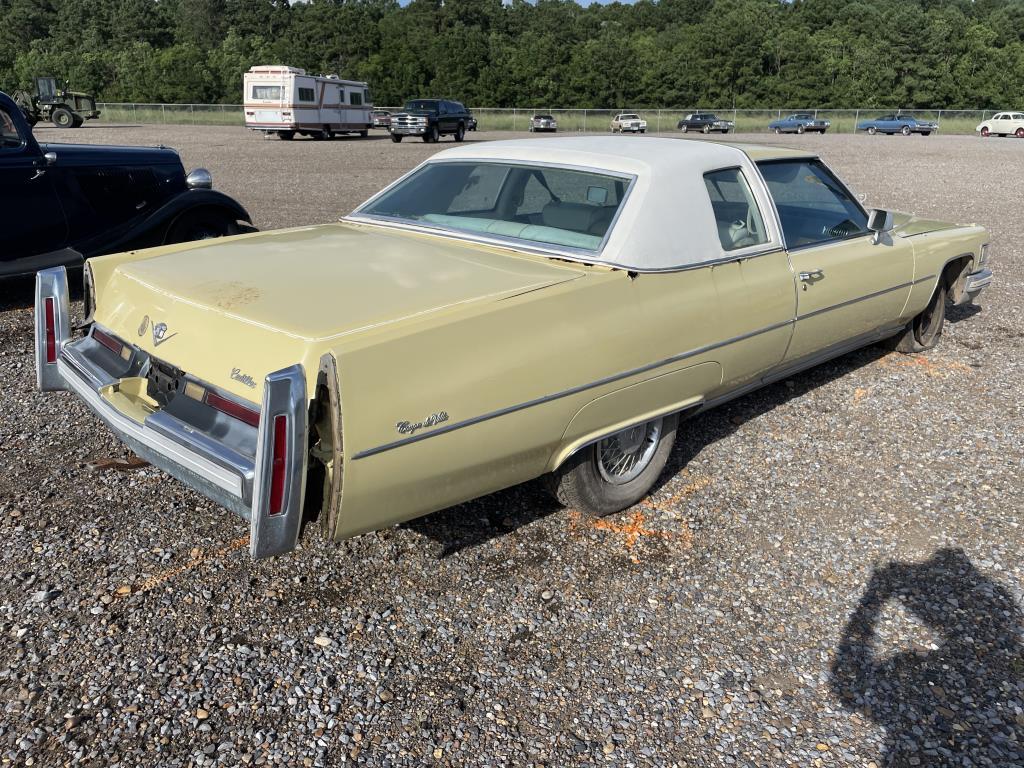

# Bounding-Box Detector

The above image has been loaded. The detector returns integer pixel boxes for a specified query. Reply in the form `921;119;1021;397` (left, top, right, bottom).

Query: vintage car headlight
186;168;213;189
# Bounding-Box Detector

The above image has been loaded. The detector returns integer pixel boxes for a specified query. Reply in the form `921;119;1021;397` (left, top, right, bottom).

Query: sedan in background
677;113;734;134
610;113;647;133
529;114;558;132
768;113;830;134
975;112;1024;138
371;110;391;128
857;115;937;136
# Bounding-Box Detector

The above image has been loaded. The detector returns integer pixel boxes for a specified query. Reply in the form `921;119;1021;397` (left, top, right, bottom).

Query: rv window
364;89;371;104
298;87;315;102
251;85;282;100
350;91;363;106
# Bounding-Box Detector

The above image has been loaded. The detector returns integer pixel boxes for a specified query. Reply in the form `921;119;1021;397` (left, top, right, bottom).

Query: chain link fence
96;103;998;134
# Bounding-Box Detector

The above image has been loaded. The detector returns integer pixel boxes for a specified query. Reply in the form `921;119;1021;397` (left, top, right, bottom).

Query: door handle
799;268;824;282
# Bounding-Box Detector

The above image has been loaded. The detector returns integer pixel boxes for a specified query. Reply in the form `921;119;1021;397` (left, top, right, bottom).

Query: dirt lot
1;125;1022;767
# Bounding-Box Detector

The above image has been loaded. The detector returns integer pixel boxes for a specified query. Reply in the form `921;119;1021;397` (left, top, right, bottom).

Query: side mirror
866;208;894;243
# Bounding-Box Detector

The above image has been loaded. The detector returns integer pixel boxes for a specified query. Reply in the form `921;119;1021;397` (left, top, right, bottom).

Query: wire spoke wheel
596;419;662;485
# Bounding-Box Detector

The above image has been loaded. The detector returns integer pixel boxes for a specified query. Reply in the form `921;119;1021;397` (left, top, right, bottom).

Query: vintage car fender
108;188;253;252
548;362;721;471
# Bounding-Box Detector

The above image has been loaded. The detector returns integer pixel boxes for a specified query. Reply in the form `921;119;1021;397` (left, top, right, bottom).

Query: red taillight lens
268;415;287;516
92;327;123;356
44;297;56;363
205;390;260;428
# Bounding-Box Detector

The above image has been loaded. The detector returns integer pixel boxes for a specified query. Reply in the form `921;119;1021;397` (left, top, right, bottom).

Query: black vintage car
0;91;252;279
676;112;735;134
389;99;473;143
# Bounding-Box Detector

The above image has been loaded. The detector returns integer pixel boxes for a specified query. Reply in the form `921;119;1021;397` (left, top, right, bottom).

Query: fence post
854;110;859;134
161;104;166;123
190;104;195;125
132;103;136;123
657;109;661;134
583;109;587;134
937;109;942;126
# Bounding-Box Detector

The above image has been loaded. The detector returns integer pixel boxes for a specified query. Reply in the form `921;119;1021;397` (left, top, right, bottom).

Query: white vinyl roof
354;137;809;271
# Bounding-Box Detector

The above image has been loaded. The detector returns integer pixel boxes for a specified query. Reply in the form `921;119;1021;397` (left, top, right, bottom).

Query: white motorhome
243;65;372;140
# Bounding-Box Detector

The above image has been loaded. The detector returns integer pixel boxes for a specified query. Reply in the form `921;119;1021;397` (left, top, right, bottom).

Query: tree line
1;0;1022;109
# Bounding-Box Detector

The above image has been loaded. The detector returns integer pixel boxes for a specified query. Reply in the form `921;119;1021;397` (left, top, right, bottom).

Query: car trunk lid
93;223;585;400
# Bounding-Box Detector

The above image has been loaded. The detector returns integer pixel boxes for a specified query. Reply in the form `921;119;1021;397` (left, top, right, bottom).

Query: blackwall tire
278;131;294;141
889;280;947;354
454;123;465;142
391;134;402;143
546;414;679;517
52;108;74;128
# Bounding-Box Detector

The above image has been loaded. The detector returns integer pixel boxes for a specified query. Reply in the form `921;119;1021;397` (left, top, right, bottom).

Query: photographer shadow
831;548;1024;765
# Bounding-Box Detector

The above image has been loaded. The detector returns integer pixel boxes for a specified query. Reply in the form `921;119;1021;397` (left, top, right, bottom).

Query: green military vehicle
13;77;100;128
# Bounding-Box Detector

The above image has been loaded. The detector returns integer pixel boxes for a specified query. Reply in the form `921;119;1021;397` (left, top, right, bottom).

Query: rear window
251;85;281;100
358;161;632;252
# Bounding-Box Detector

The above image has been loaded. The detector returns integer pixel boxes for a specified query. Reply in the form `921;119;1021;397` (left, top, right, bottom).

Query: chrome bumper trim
964;267;992;301
35;266;309;559
250;365;308;559
35;267;71;392
56;356;246;502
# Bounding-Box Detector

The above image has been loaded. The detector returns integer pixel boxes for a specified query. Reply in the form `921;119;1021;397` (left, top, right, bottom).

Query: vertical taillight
44;297;57;363
268;415;288;516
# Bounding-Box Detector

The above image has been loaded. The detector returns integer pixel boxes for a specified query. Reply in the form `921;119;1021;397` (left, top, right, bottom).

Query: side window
1;107;24;150
350;90;362;106
757;160;868;248
703;168;769;251
364;89;371;104
298;87;315;102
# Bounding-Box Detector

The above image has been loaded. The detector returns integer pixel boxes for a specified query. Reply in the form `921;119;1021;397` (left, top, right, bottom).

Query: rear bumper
34;267;308;559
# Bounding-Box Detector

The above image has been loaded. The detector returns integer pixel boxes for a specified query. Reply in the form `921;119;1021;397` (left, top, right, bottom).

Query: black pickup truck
0;90;252;279
389;99;472;143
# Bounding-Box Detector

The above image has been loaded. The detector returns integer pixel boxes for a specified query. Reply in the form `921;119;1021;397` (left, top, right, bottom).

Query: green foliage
0;0;1021;108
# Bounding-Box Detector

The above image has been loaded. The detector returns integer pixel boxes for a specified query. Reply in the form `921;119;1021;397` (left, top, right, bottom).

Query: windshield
357;161;631;252
403;100;438;113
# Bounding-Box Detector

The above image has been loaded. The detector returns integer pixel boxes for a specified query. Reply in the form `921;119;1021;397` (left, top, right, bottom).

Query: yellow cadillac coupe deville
35;138;993;558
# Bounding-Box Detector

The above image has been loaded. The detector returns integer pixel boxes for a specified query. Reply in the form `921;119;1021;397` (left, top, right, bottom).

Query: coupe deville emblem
151;321;177;347
396;411;449;435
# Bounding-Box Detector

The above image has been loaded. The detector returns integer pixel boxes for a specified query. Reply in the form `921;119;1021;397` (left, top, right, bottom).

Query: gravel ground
1;126;1022;767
